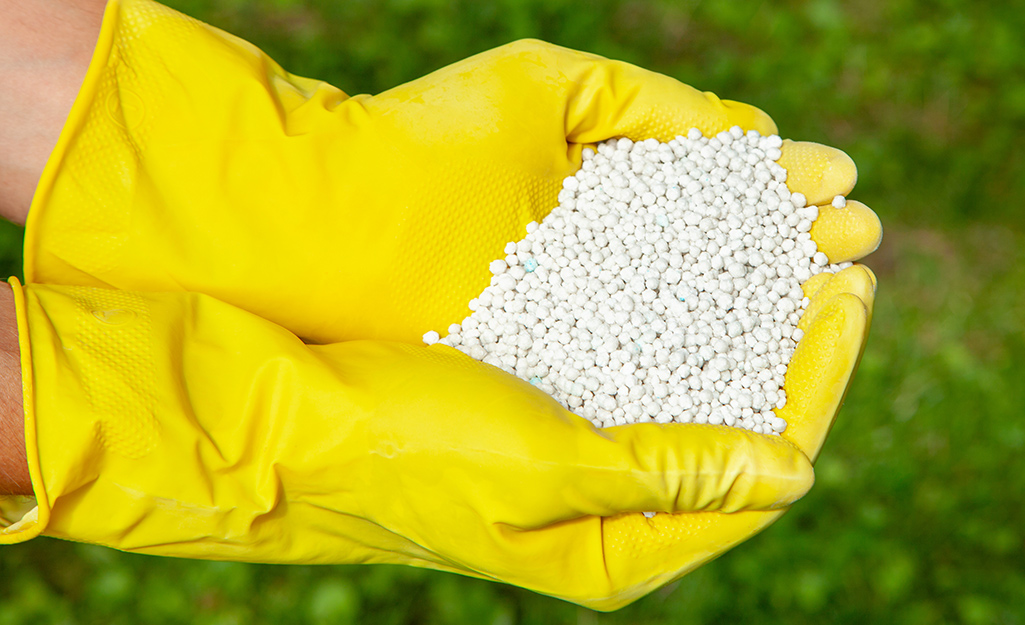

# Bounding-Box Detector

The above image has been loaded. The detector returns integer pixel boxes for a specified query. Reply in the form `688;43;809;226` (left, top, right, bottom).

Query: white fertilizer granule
426;127;852;434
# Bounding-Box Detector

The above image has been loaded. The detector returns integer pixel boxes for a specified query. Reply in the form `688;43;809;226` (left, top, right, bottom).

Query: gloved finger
307;340;811;528
809;200;883;262
778;140;857;205
555;425;814;609
547;421;814;520
777;141;881;262
380;437;803;612
391;346;813;529
777;267;876;460
798;264;877;332
411;439;802;613
505;39;779;143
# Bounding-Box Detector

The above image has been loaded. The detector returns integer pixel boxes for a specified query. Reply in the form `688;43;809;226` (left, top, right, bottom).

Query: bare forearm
0;0;105;225
0;283;29;496
0;0;99;493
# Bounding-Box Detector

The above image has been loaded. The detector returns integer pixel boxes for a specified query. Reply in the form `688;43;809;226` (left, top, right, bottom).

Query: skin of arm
0;283;29;496
0;0;105;225
0;0;105;493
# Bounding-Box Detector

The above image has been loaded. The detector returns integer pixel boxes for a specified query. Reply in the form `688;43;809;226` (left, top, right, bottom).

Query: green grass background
2;0;1024;623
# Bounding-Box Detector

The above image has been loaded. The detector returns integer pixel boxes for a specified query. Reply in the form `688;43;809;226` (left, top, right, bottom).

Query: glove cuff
1;278;161;544
0;278;46;543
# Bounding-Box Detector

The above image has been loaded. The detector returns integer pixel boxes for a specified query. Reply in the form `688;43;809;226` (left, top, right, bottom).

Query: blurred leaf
308;577;361;625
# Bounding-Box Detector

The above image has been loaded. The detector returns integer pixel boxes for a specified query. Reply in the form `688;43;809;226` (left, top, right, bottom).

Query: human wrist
0;282;30;496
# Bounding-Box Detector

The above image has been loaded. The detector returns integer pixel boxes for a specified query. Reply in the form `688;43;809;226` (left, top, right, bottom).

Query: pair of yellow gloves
0;0;881;610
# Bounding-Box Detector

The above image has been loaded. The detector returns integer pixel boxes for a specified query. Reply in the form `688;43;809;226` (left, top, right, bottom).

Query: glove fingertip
798;265;876;332
717;431;815;513
608;424;814;514
780;141;858;205
809;200;883;263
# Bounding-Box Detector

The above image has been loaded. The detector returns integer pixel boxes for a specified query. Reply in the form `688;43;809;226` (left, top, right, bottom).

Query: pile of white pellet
425;127;851;434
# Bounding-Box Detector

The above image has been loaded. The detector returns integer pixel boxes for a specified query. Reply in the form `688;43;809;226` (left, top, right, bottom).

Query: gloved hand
0;279;813;605
26;0;880;344
19;0;882;610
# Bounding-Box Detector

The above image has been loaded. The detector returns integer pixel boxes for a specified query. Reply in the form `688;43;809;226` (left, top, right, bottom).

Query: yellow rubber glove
19;0;883;609
26;0;884;346
0;279;813;606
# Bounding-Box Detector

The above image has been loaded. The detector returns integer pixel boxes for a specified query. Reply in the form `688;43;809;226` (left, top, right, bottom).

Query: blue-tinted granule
523;258;539;272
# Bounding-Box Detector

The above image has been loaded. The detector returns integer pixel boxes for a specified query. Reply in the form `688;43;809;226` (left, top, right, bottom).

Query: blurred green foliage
3;0;1024;623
